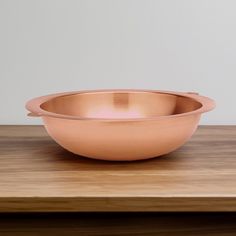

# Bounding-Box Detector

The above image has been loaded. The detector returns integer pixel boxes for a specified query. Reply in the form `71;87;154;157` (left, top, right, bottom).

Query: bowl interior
40;91;202;119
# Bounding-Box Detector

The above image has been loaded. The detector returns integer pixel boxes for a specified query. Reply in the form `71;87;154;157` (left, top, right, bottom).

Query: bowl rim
25;89;215;121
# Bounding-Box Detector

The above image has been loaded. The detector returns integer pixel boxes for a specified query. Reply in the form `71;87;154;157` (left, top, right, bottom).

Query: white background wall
0;0;235;125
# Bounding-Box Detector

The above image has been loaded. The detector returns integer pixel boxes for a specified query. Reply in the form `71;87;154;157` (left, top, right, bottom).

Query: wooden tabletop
0;125;235;212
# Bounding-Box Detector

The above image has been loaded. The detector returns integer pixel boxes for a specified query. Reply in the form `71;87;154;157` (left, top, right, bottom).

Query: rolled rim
25;89;215;121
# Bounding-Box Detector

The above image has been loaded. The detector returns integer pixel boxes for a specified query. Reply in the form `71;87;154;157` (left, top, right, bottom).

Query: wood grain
0;125;236;212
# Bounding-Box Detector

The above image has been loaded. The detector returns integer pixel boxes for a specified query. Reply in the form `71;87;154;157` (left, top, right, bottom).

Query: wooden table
0;125;236;235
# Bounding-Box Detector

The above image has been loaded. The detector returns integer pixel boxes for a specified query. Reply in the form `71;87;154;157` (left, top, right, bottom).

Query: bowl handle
187;92;199;95
27;112;41;117
186;92;215;113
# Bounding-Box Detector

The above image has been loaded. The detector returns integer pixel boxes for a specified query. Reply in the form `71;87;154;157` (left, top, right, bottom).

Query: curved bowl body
26;89;215;161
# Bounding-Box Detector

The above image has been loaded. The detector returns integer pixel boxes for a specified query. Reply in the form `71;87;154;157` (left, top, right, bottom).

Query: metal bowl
26;89;215;161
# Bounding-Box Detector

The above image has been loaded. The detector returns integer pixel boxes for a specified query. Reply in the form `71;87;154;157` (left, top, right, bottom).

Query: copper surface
26;89;215;161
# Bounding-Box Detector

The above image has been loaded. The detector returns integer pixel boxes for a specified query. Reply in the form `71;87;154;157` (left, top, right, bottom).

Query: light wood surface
0;125;235;212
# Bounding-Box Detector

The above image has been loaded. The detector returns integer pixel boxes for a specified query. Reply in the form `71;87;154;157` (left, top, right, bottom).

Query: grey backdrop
0;0;235;124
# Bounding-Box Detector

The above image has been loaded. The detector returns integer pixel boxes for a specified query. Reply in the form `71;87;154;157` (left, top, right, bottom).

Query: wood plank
0;125;235;212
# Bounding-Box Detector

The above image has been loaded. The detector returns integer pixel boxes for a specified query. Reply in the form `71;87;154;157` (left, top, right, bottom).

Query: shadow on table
35;140;188;171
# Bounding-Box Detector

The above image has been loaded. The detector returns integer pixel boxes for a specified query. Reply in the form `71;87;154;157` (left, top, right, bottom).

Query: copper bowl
26;89;215;161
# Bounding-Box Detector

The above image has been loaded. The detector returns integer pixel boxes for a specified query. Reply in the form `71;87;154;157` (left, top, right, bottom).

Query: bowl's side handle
186;92;216;113
27;112;41;117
